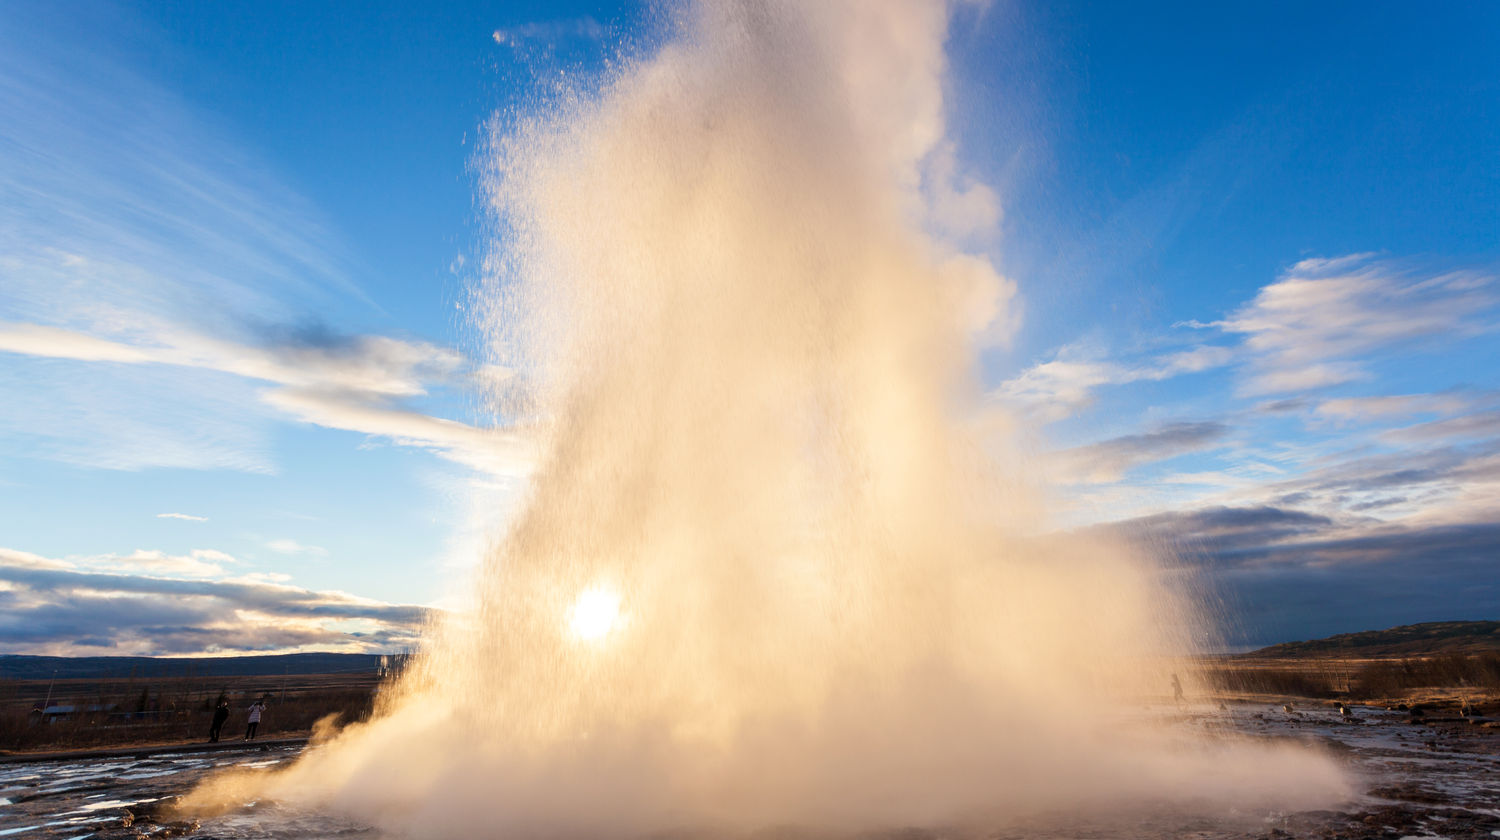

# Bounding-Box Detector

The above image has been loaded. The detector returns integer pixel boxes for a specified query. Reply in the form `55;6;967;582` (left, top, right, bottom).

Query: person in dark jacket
209;697;230;742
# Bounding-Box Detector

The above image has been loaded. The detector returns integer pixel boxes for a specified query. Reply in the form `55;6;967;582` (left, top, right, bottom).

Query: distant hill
0;652;384;681
1247;621;1500;658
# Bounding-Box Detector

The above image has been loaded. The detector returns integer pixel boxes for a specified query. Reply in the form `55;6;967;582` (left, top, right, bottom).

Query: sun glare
568;587;621;641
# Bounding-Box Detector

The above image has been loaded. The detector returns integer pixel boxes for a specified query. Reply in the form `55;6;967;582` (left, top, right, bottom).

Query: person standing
208;697;229;742
244;698;266;740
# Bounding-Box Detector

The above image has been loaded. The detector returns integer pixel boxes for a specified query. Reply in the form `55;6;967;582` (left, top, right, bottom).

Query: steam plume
184;1;1347;834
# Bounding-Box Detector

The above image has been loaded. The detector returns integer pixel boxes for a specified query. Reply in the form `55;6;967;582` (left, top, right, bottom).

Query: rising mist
184;1;1348;834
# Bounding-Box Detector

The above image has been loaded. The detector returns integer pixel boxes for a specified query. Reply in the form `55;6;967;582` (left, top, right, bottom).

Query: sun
568;587;621;641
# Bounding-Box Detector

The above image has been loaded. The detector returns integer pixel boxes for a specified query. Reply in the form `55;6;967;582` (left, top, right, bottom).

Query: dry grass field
1196;650;1500;711
0;670;382;753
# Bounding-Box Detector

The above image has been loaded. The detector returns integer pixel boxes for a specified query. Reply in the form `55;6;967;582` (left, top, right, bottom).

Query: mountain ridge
1245;620;1500;658
0;652;386;680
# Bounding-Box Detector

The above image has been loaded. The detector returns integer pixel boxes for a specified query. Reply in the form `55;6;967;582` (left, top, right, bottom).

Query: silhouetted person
244;699;266;740
209;698;229;742
1170;672;1185;706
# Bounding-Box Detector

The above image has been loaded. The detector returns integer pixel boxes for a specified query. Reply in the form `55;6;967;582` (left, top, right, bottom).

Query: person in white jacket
244;699;266;740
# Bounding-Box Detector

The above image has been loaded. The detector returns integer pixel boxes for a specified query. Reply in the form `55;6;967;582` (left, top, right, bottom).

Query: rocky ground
1;703;1496;839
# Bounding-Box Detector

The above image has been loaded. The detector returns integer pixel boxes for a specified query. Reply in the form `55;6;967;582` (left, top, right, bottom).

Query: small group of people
208;696;268;742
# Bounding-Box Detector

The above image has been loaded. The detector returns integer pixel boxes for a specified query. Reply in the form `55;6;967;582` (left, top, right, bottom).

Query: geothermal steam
189;1;1347;834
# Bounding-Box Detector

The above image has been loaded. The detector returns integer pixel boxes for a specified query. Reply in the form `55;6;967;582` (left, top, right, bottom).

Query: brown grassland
3;621;1495;755
1197;650;1500;711
0;671;380;754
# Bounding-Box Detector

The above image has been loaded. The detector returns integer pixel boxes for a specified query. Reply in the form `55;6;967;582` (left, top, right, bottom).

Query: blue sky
1;0;1496;654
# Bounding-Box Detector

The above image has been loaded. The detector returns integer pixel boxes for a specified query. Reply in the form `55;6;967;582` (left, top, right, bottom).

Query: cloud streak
998;256;1496;424
265;539;328;558
0;322;461;398
0;11;527;476
0;10;365;330
1203;254;1497;396
995;344;1233;422
1052;421;1230;484
0;320;536;476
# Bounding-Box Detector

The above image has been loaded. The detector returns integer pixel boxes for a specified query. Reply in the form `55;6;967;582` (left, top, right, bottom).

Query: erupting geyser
185;0;1348;834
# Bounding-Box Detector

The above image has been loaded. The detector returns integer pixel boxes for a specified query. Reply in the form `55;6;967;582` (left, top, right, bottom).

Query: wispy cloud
994;343;1233;422
157;512;207;522
105;548;235;578
0;11;508;475
0;322;462;397
1315;392;1476;422
0;13;366;330
1052;421;1230;484
999;255;1497;425
261;386;533;475
1199;255;1497;396
265;538;328;558
1379;411;1500;444
0;320;536;475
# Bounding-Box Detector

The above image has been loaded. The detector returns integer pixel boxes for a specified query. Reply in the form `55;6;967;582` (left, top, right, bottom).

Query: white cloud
261;387;536;475
993;354;1123;422
157;512;207;522
0;17;514;476
0;546;238;580
0;322;461;398
265;538;329;557
1050;421;1230;485
1157;344;1236;376
1381;411;1500;444
1001;255;1500;539
0;547;71;570
0;320;535;476
1211;256;1496;396
998;255;1495;425
231;571;293;584
1247;362;1366;394
1316;392;1475;422
97;548;234;578
994;343;1234;422
0;324;153;363
0;17;366;334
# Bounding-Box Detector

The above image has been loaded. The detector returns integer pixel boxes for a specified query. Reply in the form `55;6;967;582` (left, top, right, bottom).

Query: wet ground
1;703;1497;839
